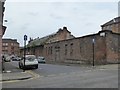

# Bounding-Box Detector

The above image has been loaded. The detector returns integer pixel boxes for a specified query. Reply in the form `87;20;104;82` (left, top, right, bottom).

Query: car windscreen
26;56;36;61
38;57;45;60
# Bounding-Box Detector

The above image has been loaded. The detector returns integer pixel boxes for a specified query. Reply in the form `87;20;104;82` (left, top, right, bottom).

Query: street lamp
23;35;27;72
92;36;95;66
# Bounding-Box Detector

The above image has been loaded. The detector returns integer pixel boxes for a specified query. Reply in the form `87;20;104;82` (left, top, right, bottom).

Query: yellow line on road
26;70;40;79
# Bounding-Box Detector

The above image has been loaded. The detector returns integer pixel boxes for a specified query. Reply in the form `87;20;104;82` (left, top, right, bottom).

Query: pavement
0;61;33;82
96;64;119;69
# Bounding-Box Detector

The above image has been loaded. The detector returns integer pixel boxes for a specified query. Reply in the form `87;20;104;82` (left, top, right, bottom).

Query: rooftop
101;16;120;27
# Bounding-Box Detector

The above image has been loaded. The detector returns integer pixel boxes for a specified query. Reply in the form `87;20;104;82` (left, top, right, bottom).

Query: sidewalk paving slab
0;61;33;82
1;71;33;82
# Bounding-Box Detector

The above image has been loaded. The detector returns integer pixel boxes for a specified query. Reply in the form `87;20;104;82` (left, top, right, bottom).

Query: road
2;61;118;88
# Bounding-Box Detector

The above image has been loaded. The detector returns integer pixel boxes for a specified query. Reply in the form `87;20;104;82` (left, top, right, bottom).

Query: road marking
26;70;40;79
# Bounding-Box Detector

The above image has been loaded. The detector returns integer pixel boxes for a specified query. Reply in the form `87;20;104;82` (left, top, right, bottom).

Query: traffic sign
24;35;27;41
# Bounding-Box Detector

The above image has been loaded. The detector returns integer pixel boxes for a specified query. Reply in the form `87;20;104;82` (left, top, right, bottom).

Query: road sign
24;35;27;41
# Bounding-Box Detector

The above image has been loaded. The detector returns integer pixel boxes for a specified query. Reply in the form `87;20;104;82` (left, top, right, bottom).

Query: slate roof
27;27;75;48
101;16;120;27
27;33;55;47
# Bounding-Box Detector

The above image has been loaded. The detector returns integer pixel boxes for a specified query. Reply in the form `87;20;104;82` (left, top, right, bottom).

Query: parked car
12;56;21;61
5;56;11;62
3;54;11;62
37;56;46;63
19;55;38;69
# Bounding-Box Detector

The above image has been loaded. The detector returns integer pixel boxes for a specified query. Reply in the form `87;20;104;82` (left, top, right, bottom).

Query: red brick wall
24;29;119;65
105;31;119;63
44;31;111;65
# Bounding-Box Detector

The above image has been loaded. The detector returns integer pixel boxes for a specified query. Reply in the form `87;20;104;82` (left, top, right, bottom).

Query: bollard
2;55;5;73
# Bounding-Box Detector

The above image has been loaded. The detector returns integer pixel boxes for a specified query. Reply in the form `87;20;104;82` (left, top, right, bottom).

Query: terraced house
20;16;120;65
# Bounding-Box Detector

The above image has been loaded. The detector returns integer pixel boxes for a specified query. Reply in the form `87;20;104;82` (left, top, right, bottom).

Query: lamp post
23;35;27;72
92;37;95;66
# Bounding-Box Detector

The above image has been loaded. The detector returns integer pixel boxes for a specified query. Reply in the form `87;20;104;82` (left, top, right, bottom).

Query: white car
37;56;46;63
19;55;38;69
2;54;11;62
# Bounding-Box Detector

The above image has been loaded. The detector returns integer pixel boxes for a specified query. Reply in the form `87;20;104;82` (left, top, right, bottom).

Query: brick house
0;1;6;61
2;39;20;56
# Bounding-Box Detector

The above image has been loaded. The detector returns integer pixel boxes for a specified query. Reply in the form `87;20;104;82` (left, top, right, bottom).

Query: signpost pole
23;35;27;72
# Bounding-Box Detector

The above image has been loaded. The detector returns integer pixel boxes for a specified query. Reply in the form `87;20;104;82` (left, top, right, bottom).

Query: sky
3;0;119;46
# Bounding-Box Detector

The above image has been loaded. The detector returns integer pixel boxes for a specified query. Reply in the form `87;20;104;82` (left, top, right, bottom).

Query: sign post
23;35;27;72
92;37;95;66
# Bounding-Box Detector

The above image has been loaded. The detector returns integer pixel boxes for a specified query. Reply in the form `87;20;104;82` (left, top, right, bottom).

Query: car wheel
19;63;22;69
35;65;38;69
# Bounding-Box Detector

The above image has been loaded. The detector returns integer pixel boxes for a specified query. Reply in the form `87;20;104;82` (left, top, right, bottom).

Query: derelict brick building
44;30;119;65
20;16;120;65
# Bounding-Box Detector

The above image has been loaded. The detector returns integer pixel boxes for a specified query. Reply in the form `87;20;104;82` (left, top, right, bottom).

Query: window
3;43;5;46
5;47;8;50
11;43;14;46
70;43;73;56
6;43;8;46
80;44;82;53
51;46;53;55
3;43;8;46
46;47;47;55
65;44;67;55
48;47;51;55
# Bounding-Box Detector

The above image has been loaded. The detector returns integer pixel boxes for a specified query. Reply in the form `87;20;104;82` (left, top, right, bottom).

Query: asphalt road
2;61;118;88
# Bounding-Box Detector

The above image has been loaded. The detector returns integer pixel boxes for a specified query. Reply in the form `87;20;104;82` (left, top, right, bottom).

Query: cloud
3;2;118;46
6;0;120;2
28;12;39;16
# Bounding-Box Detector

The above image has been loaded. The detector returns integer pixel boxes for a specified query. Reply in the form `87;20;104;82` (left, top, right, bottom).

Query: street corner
0;70;34;83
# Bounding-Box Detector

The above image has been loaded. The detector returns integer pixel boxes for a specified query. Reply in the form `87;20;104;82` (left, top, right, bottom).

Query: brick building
2;39;20;56
101;16;120;33
0;1;6;61
20;27;75;57
45;30;119;65
20;17;120;65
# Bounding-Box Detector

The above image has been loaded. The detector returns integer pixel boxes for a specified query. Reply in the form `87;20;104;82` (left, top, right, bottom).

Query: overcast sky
3;0;119;46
